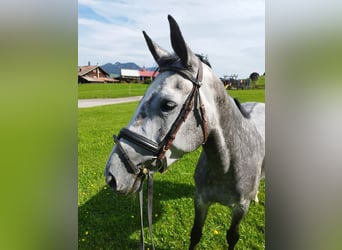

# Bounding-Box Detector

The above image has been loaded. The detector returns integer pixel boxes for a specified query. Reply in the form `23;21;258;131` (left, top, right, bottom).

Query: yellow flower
85;231;89;235
214;229;219;235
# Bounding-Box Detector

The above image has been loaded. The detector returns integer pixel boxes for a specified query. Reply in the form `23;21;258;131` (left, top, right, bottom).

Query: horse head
104;15;218;194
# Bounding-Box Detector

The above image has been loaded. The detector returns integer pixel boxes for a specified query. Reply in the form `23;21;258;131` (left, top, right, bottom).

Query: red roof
139;69;158;77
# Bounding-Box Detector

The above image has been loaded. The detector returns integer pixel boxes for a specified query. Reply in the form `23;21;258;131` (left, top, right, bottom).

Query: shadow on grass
79;179;195;250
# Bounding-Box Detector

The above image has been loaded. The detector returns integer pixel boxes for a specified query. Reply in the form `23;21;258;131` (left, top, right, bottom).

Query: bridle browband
113;59;208;176
112;59;208;250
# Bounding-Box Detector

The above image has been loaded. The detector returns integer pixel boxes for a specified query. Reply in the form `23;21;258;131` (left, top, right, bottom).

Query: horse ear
143;31;170;64
168;15;196;68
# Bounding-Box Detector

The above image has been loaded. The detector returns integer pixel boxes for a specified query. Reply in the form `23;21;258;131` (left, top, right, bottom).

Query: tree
249;72;260;88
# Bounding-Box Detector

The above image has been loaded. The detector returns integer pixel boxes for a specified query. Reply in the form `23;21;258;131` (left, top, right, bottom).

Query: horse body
105;15;265;250
196;98;265;205
189;74;265;249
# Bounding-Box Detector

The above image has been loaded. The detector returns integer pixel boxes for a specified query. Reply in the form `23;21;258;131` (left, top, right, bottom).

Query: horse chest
195;165;241;205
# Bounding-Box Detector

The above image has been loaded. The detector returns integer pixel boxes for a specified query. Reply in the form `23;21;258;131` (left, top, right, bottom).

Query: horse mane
233;98;251;119
195;54;212;68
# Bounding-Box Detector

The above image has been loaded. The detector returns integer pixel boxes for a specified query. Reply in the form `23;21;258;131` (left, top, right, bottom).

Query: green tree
249;72;260;88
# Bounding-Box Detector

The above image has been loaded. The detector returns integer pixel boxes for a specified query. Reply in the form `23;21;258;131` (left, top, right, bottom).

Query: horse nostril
106;173;117;190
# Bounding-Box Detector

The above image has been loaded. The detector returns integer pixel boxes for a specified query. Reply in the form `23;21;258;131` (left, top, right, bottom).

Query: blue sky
78;0;265;78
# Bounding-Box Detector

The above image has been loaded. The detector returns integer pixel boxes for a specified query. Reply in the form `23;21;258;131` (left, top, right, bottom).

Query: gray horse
105;15;265;250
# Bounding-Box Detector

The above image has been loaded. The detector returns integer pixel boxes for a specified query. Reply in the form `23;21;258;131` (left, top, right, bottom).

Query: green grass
228;89;265;103
78;83;149;99
78;80;265;100
78;89;265;249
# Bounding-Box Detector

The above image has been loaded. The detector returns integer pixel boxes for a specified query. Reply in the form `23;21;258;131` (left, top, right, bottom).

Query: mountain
101;62;141;75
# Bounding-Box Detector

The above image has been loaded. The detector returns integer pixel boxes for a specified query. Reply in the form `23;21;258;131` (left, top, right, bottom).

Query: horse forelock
157;53;211;73
157;54;181;67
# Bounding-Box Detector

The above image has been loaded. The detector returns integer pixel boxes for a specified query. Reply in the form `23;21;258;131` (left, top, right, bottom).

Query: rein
113;60;208;249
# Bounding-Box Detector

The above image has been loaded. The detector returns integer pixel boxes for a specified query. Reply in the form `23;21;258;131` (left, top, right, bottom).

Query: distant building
78;63;119;83
120;68;158;82
139;68;158;81
78;62;159;83
120;69;140;82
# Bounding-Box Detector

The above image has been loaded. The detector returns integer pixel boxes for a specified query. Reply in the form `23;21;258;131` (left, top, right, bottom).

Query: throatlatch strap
197;89;208;144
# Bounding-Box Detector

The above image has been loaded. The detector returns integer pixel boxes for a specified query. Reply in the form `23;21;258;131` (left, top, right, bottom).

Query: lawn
78;88;265;249
78;83;149;99
78;81;265;101
228;89;265;103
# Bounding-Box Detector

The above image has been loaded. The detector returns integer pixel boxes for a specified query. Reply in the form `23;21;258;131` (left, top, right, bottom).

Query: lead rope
114;135;156;249
147;171;155;250
139;171;155;250
139;189;145;250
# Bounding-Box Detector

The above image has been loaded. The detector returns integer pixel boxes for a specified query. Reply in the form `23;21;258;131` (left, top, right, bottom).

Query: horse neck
202;77;254;170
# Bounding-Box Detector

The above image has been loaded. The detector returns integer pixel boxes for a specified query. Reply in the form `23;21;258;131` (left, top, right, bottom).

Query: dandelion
85;231;89;235
131;215;135;219
103;186;107;190
81;238;86;242
214;229;219;235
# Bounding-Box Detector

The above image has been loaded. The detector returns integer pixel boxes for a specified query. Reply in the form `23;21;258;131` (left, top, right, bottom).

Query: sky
78;0;264;79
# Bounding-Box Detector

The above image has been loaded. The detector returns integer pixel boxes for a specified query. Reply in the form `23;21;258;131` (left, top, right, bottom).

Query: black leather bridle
113;60;208;177
112;59;208;250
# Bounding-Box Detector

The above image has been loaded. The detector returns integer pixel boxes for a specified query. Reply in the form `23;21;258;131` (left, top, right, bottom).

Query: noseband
113;60;208;176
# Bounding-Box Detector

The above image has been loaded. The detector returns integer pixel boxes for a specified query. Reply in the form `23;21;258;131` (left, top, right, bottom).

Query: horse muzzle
105;170;144;195
105;149;167;195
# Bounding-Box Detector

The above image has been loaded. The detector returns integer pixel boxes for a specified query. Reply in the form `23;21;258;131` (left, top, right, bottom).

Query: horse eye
160;100;177;112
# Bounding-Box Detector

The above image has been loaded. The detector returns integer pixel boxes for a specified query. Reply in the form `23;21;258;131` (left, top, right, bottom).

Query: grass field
78;75;265;100
78;88;265;249
78;83;149;99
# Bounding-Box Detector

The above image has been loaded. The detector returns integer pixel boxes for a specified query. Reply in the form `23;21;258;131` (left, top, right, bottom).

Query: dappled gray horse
105;15;265;250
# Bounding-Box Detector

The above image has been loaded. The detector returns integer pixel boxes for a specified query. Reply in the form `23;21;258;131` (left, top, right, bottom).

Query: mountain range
101;62;157;75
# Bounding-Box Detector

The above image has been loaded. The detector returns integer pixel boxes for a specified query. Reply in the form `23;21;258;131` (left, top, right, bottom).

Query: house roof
78;65;99;76
121;69;140;77
139;69;158;77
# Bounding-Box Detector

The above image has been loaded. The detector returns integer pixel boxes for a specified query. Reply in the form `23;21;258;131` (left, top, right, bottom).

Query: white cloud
78;0;265;78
